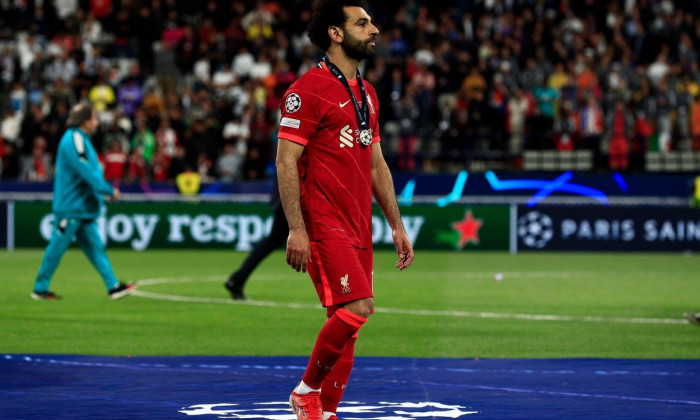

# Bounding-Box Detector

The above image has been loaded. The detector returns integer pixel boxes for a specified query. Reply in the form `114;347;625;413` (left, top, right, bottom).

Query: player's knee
343;298;373;319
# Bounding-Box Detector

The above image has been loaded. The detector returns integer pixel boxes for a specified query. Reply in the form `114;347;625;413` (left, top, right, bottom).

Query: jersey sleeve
368;84;381;143
278;78;321;146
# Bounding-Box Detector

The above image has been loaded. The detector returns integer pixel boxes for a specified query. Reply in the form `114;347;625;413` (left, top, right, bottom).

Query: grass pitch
1;249;699;359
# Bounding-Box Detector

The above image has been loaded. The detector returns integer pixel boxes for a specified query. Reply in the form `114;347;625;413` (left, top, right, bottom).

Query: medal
320;56;372;146
359;129;372;146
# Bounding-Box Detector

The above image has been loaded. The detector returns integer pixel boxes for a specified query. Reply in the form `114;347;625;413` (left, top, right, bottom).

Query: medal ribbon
320;55;370;132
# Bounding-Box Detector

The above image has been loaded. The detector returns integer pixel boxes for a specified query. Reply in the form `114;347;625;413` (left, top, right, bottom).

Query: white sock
323;411;336;420
294;380;321;395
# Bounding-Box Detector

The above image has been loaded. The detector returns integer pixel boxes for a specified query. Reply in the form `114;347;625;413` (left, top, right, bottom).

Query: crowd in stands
1;0;700;183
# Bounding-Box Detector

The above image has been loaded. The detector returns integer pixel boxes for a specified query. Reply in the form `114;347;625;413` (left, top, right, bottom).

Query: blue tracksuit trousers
33;217;119;293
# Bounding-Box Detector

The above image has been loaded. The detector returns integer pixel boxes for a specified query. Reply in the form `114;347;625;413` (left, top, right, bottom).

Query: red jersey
103;150;127;181
278;64;381;248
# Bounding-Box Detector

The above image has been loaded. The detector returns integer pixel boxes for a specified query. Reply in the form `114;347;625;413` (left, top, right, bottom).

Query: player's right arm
276;138;310;273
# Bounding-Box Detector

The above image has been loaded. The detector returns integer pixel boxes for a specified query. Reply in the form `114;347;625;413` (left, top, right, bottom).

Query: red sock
320;335;356;413
302;308;366;389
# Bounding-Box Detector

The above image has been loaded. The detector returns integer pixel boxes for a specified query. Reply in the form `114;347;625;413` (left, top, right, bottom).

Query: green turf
1;249;699;358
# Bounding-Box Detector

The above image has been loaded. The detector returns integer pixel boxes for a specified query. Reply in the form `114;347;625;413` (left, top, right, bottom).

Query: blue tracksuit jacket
53;127;114;219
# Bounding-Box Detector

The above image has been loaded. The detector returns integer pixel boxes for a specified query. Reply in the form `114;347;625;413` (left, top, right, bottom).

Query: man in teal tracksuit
31;103;137;300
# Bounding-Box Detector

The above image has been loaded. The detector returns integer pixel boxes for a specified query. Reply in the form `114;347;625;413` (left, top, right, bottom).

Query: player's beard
341;32;375;62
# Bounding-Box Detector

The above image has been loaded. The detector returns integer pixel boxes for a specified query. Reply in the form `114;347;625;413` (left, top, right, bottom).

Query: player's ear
329;26;343;43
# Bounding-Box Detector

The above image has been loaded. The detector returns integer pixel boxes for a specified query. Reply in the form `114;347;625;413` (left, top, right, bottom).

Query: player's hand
393;229;414;270
286;228;311;273
111;188;121;201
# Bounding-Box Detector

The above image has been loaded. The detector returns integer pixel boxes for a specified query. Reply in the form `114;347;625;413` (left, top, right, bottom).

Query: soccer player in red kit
276;2;414;420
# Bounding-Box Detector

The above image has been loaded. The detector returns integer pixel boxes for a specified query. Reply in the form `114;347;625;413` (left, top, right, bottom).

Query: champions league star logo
359;129;372;146
179;401;478;418
517;211;554;249
357;128;373;146
285;93;301;113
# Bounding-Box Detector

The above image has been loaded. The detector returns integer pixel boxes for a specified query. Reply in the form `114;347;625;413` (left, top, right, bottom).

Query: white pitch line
375;307;687;325
132;290;321;310
131;277;687;325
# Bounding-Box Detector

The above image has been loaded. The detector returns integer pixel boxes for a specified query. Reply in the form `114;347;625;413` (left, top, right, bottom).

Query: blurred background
1;0;700;183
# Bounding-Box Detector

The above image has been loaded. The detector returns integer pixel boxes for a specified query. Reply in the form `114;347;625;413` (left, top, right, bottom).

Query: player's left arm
66;131;115;197
371;141;414;270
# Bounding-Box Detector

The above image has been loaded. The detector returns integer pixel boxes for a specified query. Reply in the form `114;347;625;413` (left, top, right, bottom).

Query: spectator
141;86;167;119
20;104;49;155
222;113;250;151
241;2;275;43
127;146;147;182
675;75;695;150
250;50;273;82
131;118;156;165
654;77;676;152
647;50;670;88
223;17;247;59
101;115;131;155
604;63;631;105
634;110;655;156
408;61;435;130
51;78;77;110
1;141;21;179
151;148;171;182
531;82;558;150
605;99;635;170
507;87;531;155
548;62;570;94
176;24;198;74
552;100;579;151
1;110;22;146
197;17;219;47
44;51;79;85
154;118;179;160
154;38;180;92
576;60;602;103
212;62;237;97
161;12;185;49
394;93;419;172
460;67;487;104
690;94;700;151
243;109;271;180
196;151;214;182
216;142;246;182
80;11;103;46
578;93;604;158
45;101;68;150
116;77;144;118
89;0;112;19
232;46;255;80
193;51;212;88
167;145;188;180
9;82;27;115
135;7;159;73
103;138;128;182
519;57;546;92
88;76;115;113
22;136;53;181
112;8;135;57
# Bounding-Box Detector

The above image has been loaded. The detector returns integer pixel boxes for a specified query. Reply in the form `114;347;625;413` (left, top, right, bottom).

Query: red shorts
307;239;374;316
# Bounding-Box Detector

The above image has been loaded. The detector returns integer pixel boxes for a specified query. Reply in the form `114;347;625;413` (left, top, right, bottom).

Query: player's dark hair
308;0;367;51
66;103;94;128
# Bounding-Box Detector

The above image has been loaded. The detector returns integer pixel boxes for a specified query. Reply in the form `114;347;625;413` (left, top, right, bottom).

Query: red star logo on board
452;210;483;249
